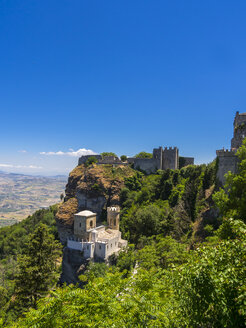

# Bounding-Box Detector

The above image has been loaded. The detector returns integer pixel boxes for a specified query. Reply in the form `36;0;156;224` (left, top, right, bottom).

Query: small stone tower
162;147;179;170
107;206;120;230
216;111;246;185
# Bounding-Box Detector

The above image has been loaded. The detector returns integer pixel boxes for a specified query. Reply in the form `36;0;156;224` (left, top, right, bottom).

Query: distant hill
0;171;67;226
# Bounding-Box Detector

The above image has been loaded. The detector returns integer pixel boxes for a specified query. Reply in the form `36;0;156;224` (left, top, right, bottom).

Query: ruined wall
132;158;159;174
162;147;179;170
182;157;194;167
78;154;102;165
216;149;238;185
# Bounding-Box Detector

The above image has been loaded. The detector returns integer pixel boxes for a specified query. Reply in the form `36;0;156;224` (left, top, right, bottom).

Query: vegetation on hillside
1;141;246;327
0;206;61;325
11;219;246;328
120;161;218;246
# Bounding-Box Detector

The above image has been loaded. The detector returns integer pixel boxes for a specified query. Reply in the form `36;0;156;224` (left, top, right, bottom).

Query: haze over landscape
1;1;246;175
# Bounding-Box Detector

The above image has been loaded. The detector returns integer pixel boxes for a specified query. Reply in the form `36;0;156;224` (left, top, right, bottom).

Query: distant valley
0;171;67;227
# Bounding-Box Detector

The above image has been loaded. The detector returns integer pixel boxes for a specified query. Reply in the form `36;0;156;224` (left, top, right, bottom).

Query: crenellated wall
162;147;179;170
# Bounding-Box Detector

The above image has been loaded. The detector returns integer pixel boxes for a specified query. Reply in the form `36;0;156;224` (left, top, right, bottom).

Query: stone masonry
216;111;246;185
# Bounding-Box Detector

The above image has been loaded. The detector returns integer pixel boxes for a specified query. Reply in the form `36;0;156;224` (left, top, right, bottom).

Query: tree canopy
135;151;153;159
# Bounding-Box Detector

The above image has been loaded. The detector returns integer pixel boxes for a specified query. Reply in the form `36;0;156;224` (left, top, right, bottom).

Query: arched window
90;220;93;227
114;218;116;226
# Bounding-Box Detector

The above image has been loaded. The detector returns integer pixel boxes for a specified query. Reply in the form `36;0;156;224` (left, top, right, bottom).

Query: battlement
163;146;178;151
216;149;237;157
107;206;120;213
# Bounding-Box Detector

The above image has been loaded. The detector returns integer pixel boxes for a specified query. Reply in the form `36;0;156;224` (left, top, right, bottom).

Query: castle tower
162;147;179;170
107;206;120;230
153;146;163;170
74;210;97;241
231;111;246;150
216;111;246;185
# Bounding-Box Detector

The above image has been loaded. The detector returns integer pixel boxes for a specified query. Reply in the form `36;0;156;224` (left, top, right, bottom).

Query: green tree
85;156;98;167
120;155;127;162
172;218;246;327
14;224;62;310
135;151;153;159
100;152;117;158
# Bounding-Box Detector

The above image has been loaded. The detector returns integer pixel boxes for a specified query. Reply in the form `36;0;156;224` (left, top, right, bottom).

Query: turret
107;206;120;230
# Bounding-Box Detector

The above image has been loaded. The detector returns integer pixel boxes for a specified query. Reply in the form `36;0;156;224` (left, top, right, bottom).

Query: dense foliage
134;151;153;158
12;219;246;328
100;152;117;158
0;206;60;324
120;161;217;246
1;141;246;327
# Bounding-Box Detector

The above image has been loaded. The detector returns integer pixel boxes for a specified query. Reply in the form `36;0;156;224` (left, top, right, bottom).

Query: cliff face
56;164;134;244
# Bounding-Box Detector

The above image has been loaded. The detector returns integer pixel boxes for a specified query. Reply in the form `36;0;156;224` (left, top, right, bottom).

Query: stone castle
67;206;127;261
216;111;246;184
78;147;194;174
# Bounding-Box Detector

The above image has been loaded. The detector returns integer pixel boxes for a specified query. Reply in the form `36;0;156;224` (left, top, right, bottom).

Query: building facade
67;206;127;261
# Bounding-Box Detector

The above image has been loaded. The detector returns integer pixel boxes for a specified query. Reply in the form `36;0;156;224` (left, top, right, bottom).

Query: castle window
111;244;112;248
90;220;93;227
114;218;116;226
79;223;81;227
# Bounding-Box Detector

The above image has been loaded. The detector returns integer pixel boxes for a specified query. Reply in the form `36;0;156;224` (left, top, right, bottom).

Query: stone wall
182;157;194;167
78;154;102;165
216;149;238;185
131;158;159;174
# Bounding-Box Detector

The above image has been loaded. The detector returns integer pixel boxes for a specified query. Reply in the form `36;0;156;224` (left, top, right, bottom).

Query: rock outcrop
59;247;89;286
56;164;134;244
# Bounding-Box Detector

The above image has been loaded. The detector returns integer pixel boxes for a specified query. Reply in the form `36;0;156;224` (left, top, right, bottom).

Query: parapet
78;154;102;165
163;146;178;151
216;149;237;157
107;206;120;213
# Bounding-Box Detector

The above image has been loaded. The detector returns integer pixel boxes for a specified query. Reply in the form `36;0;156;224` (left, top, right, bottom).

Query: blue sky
0;0;246;175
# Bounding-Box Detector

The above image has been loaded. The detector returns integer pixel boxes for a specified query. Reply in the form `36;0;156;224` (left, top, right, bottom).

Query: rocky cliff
56;164;135;244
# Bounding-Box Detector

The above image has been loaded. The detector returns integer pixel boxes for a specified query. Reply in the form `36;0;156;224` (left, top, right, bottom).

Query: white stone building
67;206;127;260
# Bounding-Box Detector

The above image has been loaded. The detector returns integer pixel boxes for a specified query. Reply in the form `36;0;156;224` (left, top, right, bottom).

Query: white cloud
18;150;27;153
0;164;42;169
40;148;97;157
